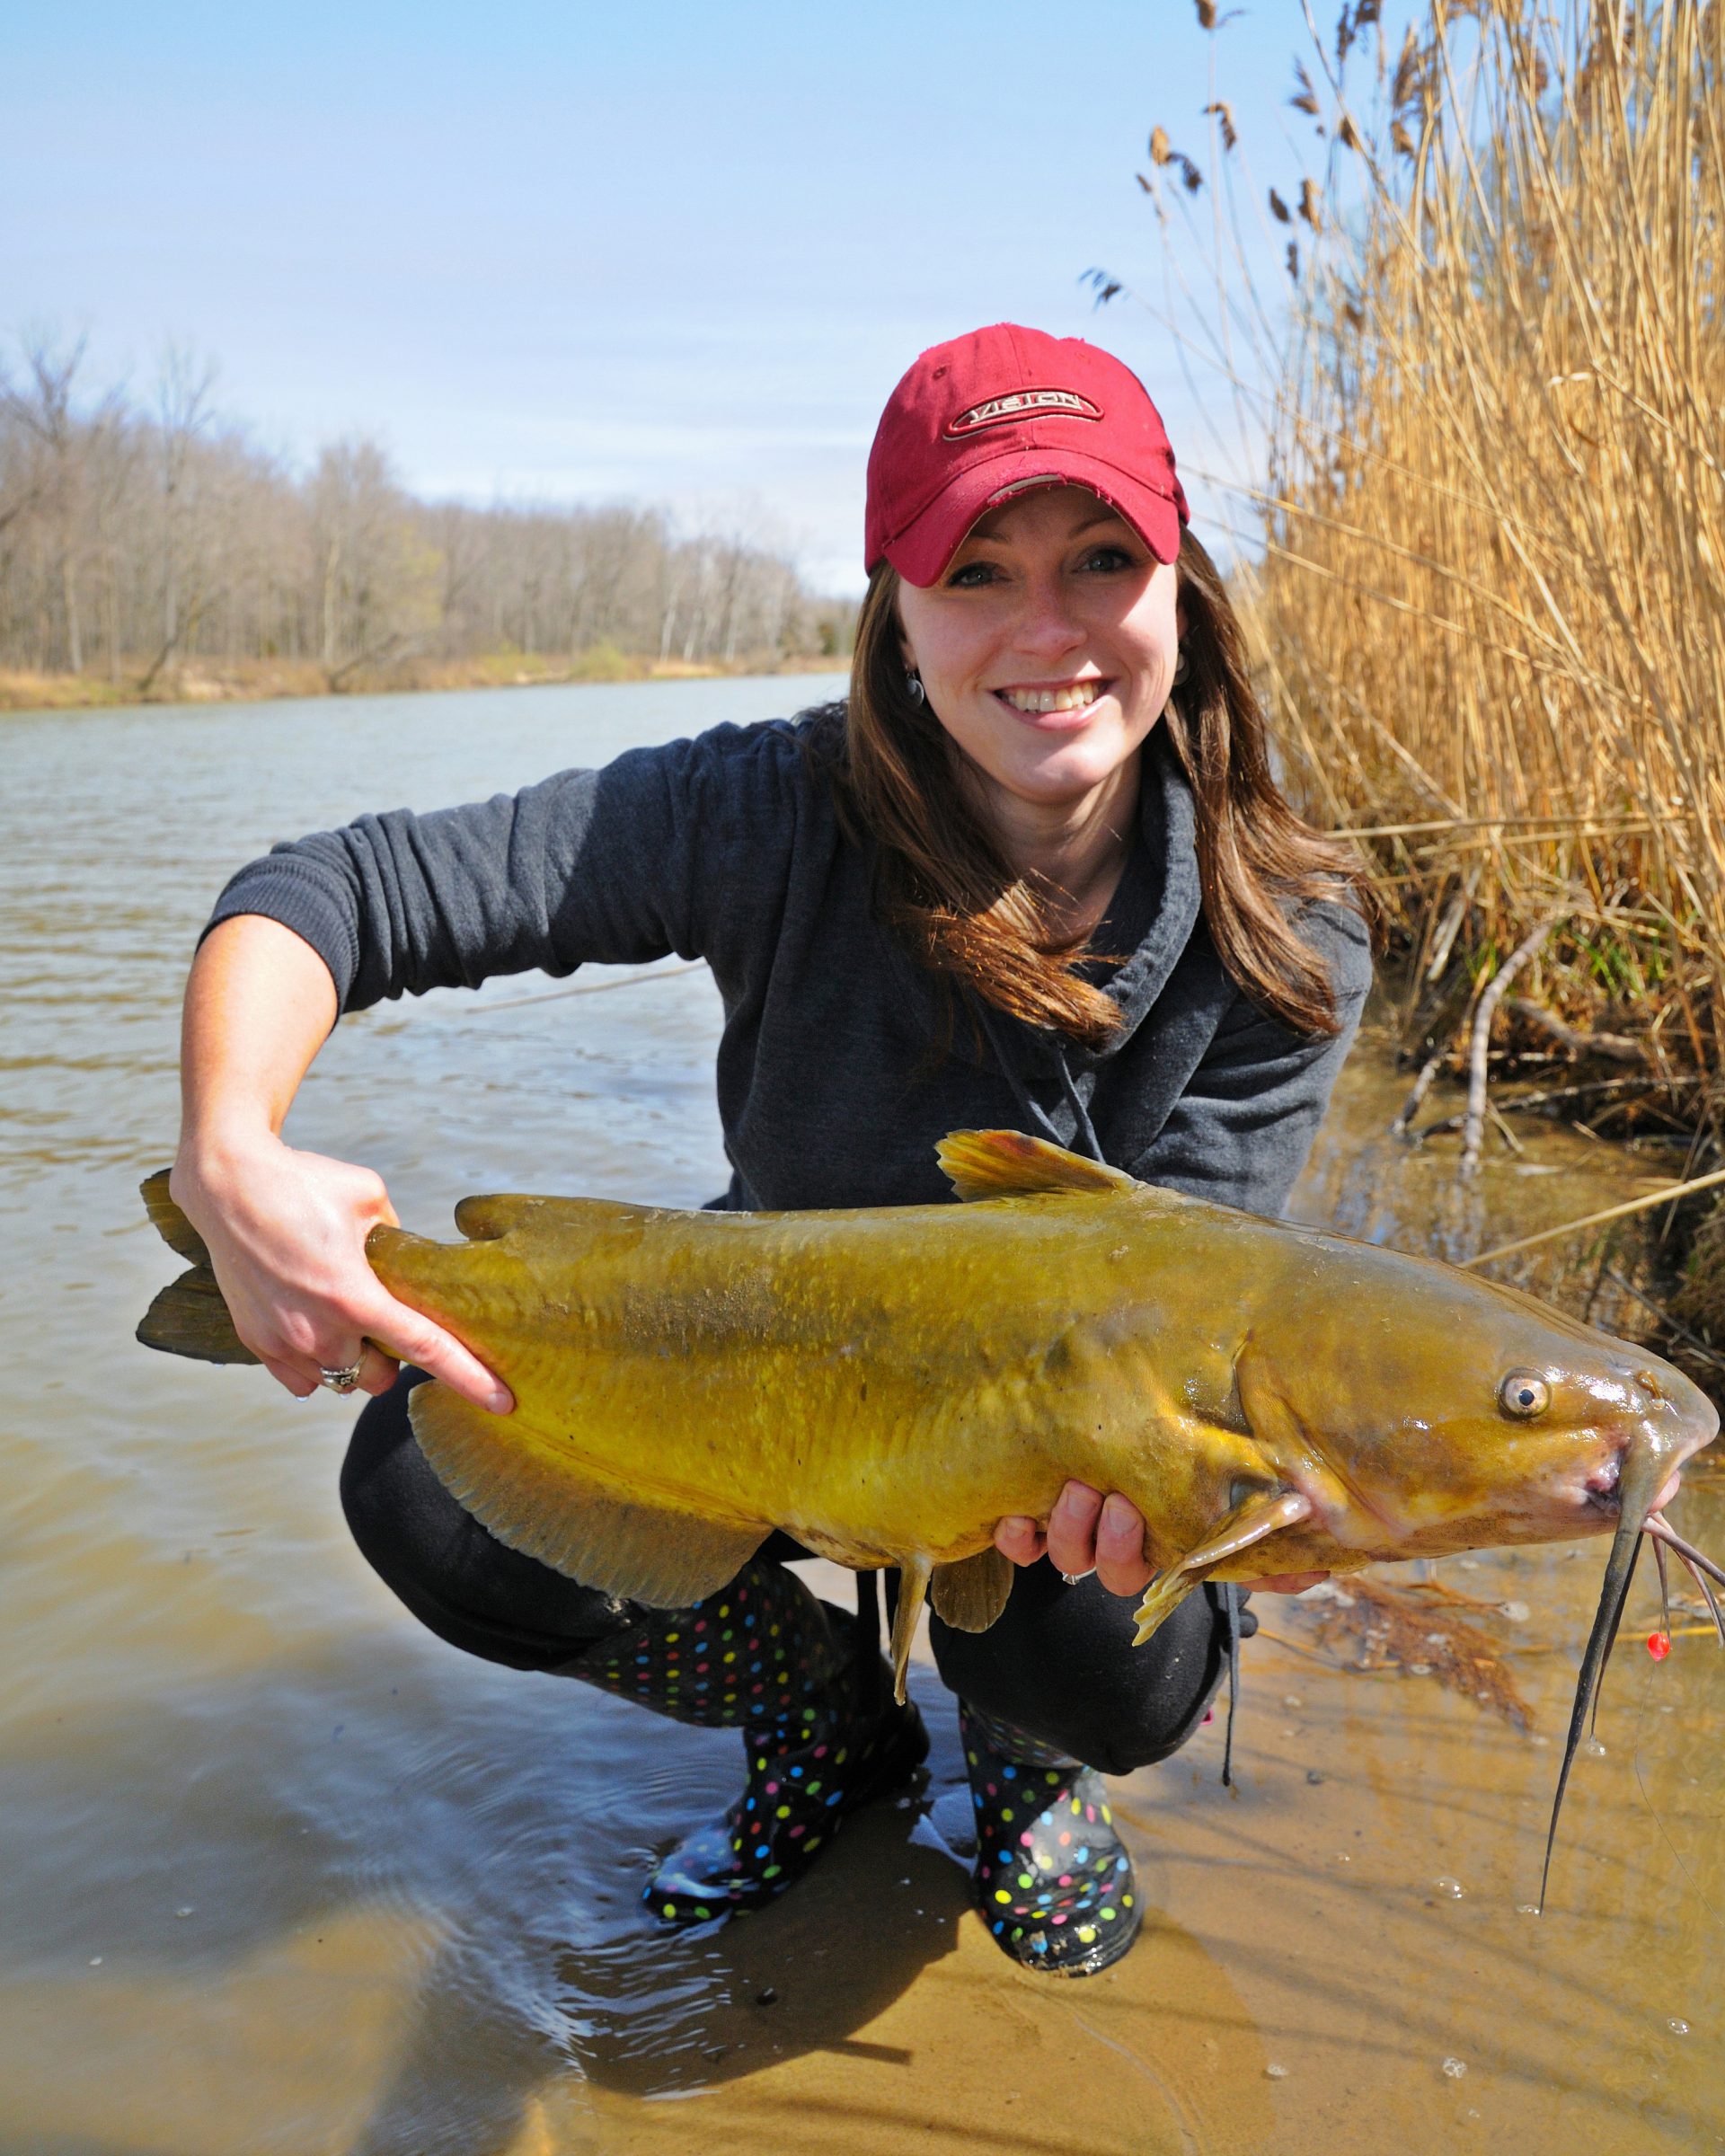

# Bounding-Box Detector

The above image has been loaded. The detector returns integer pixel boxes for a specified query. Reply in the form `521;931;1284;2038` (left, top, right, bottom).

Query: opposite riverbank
0;646;852;714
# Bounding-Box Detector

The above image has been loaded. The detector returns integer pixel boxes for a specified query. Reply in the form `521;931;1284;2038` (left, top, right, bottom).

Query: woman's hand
170;1134;512;1413
994;1480;1327;1596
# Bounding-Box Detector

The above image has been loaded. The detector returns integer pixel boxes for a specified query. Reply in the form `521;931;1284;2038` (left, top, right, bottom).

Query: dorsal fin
936;1129;1138;1204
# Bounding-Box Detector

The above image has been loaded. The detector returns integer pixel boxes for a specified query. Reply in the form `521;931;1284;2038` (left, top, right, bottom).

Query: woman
170;323;1374;1978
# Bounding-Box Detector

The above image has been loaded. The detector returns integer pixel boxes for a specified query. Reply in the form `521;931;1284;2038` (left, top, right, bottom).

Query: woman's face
895;484;1180;817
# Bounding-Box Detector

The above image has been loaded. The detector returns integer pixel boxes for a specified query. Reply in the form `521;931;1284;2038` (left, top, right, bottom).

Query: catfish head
1239;1233;1721;1910
1239;1238;1717;1564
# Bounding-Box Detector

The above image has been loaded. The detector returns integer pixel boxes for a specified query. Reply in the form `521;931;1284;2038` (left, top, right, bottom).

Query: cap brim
882;447;1184;586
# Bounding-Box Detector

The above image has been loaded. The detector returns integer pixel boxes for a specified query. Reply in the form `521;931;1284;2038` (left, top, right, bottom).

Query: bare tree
137;346;218;694
0;333;847;686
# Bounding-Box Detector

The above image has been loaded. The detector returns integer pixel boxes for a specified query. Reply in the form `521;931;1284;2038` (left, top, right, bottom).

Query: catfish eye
1499;1369;1551;1419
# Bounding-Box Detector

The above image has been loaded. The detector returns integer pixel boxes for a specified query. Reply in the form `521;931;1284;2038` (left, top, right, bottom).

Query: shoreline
0;649;851;716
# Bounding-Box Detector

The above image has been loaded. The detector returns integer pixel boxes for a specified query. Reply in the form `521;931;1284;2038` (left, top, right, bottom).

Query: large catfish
138;1128;1722;1904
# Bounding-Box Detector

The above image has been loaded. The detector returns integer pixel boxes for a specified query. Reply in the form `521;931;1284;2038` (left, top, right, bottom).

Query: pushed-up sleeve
1131;900;1373;1215
201;722;801;1012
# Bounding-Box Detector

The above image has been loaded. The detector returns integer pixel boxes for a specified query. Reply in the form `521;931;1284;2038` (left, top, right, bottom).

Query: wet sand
2;680;1719;2154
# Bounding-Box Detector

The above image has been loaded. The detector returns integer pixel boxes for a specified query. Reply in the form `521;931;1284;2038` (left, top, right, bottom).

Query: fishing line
367;962;710;1025
1628;1610;1724;1927
461;962;710;1014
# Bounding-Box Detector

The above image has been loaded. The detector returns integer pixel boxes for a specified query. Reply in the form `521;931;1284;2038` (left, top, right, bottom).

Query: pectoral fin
409;1383;767;1606
1131;1489;1313;1647
930;1545;1015;1632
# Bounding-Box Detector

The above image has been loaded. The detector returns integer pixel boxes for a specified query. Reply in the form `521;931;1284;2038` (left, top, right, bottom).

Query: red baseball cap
864;323;1190;586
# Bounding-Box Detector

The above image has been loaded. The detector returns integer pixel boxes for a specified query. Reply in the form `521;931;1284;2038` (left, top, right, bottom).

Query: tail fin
136;1170;258;1365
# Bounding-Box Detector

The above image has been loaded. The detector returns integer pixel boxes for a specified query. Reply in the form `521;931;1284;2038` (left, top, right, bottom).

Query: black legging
341;1369;1249;1776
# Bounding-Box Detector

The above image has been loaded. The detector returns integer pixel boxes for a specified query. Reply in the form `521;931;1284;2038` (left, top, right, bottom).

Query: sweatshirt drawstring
969;996;1104;1165
1054;1052;1103;1165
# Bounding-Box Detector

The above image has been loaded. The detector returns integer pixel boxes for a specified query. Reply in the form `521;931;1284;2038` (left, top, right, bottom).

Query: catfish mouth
1584;1454;1623;1514
1579;1444;1691;1519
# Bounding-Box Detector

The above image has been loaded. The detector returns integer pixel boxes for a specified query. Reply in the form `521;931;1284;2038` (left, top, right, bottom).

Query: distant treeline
0;337;853;695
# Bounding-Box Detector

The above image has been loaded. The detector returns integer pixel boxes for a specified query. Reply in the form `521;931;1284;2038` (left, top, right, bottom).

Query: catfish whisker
1653;1533;1672;1639
1643;1513;1725;1594
1542;1498;1649;1914
1589;1533;1641;1737
1674;1547;1725;1646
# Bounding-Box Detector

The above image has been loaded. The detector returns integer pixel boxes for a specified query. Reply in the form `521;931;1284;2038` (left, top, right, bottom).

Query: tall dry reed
1133;0;1725;1113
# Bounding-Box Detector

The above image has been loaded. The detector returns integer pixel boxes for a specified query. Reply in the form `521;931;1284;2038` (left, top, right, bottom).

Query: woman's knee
929;1562;1243;1774
340;1368;628;1671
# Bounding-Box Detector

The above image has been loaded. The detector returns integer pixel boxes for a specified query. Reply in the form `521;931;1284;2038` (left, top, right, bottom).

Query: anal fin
1131;1489;1312;1647
409;1382;767;1606
930;1545;1014;1632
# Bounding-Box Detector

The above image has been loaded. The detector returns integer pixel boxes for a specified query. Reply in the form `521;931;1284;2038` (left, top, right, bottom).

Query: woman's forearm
177;914;339;1162
166;911;510;1411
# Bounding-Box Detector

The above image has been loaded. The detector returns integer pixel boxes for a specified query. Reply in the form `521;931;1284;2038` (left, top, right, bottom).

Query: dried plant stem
1135;0;1725;1118
1461;916;1561;1179
1463;1165;1725;1272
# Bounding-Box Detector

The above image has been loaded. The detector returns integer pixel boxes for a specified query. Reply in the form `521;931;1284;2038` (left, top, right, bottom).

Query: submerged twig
1392;1046;1447;1137
1503;996;1644;1066
1289;1574;1533;1728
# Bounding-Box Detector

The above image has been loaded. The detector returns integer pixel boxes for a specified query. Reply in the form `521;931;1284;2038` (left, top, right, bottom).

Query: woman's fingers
176;1137;512;1414
1093;1492;1154;1596
1044;1480;1104;1577
1045;1482;1154;1595
1013;1486;1325;1601
360;1290;513;1414
355;1342;402;1397
261;1353;320;1400
994;1515;1047;1566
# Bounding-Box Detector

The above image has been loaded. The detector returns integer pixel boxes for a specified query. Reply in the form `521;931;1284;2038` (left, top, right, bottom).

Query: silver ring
318;1360;364;1394
1059;1568;1095;1586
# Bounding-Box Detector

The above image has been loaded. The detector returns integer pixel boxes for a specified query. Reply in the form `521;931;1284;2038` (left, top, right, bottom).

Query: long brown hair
822;528;1376;1053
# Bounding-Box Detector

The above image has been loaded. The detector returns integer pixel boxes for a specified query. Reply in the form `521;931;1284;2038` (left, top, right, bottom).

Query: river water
2;678;1720;2155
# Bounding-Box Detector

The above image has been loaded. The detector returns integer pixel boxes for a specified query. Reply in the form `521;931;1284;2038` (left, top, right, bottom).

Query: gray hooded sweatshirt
205;708;1372;1216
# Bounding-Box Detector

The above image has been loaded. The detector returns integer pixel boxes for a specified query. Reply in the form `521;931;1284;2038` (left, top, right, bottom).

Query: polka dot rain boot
959;1698;1142;1976
561;1560;927;1925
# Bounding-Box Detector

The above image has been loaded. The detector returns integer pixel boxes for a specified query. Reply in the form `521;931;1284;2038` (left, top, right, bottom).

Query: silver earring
1172;650;1190;685
906;669;926;705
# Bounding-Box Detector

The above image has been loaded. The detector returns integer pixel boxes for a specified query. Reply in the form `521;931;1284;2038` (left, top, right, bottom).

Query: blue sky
4;1;1385;592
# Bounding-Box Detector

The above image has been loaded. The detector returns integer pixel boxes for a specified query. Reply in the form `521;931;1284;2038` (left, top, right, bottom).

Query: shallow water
2;679;1720;2154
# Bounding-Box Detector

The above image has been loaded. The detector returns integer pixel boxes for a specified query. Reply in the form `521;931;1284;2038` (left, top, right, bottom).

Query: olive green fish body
368;1188;1216;1574
137;1128;1723;1898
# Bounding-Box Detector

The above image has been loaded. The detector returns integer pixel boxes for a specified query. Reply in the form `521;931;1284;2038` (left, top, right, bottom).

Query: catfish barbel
137;1127;1723;1907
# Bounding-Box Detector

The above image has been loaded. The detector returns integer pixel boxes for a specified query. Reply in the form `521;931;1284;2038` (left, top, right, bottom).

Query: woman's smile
993;676;1115;726
896;483;1181;821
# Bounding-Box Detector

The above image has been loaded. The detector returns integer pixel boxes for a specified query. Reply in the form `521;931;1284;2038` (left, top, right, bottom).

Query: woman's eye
1080;545;1137;573
945;560;999;588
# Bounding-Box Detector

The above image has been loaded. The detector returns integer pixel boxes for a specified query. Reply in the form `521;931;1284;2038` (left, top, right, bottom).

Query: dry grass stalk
1136;1;1725;1109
